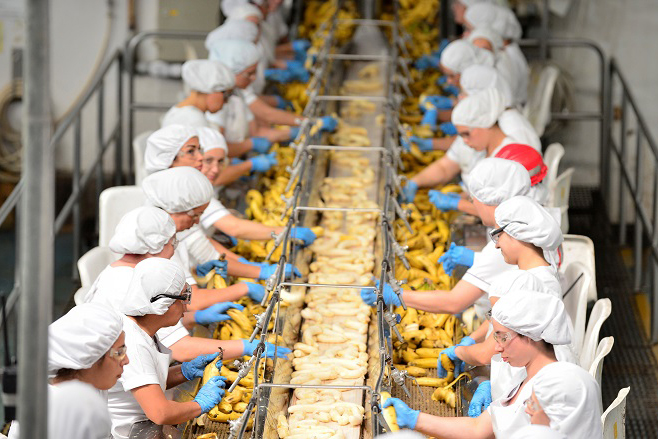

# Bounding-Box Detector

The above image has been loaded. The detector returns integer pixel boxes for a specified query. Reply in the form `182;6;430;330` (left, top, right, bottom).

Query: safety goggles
108;345;128;361
150;284;192;304
492;330;518;346
489;221;528;244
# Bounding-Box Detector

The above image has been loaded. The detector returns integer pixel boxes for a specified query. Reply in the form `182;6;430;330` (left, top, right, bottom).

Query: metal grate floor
569;187;658;438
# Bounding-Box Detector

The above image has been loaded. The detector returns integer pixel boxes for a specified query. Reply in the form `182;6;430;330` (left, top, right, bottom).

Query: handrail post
72;115;82;281
96;80;104;237
116;53;124;186
633;128;644;292
619;93;628;246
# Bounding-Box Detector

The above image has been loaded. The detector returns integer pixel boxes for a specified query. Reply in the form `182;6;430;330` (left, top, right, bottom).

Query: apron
489;359;535;437
489;354;526;402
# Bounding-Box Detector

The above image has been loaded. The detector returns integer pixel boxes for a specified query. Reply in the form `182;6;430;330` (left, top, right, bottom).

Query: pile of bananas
298;0;358;47
380;0;440;59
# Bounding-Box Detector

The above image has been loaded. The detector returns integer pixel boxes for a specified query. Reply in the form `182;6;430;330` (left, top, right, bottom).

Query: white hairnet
495;196;563;250
144;125;198;175
181;60;235;94
452;88;506;128
459;0;495;6
510;425;566;439
109;206;176;255
534;362;603;437
225;3;263;21
198;126;228;153
440;39;494;73
500;7;522;40
208;38;261;74
465;3;506;35
221;0;264;16
120;258;186;316
492;289;572;345
469;158;531;205
205;20;259;50
460;64;514;107
142;166;214;213
49;303;123;372
467;26;504;53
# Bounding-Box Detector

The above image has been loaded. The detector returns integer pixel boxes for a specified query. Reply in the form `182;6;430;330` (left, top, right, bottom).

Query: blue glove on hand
401;180;418;203
291;227;317;246
285;60;304;70
250;152;278;173
410;136;434;152
259;263;302;280
242;340;292;358
289;67;310;82
428;190;461;211
444;84;460;96
438;242;475;276
195;303;245;325
237;257;267;267
292;39;311;60
182;352;222;380
289;126;301;141
423;95;454;110
414;54;440;71
381;398;420;429
439;121;457;136
468;381;492;418
194;376;227;413
265;68;294;83
196;259;228;278
400;134;411;152
420;108;438;129
244;282;266;302
360;281;401;307
436;75;448;86
458;336;476;347
231;157;244;165
274;95;293;110
437;346;464;378
318;116;338;132
436;38;450;57
251;137;272;154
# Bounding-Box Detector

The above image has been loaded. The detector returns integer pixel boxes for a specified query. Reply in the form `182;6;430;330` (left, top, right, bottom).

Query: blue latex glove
289;126;301;141
231;157;244;165
438;242;475;276
292;39;311;60
291;227;317;247
195;303;245;325
437;346;464;378
401;180;418;203
237;257;267;268
410;136;434;152
428;190;461;211
182;352;222;380
381;398;420;429
360;281;401;307
436;75;448;86
439;121;457;136
458;336;476;347
444;84;460;96
196;259;228;278
289;67;310;82
318;116;338;132
249;152;278;173
420;108;438;130
259;263;302;280
274;95;293;110
285;60;304;70
242;340;292;358
468;381;492;418
194;376;227;413
265;68;294;83
244;282;266;302
423;95;454;110
251;137;271;154
436;38;450;57
400;135;411;152
228;235;238;247
414;54;440;71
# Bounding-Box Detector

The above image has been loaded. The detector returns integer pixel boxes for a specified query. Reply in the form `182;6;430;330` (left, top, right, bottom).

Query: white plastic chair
602;387;630;439
562;261;592;358
77;246;119;287
523;62;560;137
543;142;565;190
589;336;614;393
560;234;597;302
548;167;575;234
580;299;612;370
133;131;153;186
98;186;146;247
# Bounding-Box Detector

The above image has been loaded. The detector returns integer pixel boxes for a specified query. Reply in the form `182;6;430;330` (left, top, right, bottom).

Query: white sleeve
171;244;197;286
162;106;210;128
206;109;226;128
156;321;190;348
200;198;231;231
119;342;162;391
180;226;220;265
240;87;258;106
462;242;517;294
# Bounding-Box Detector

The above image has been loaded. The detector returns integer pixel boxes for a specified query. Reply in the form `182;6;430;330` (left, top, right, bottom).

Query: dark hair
54;368;79;381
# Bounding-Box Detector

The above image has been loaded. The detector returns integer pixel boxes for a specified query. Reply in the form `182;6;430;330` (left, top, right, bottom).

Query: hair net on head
533;362;603;437
220;0;264;16
49;303;123;372
144;125;198;175
142;166;213;213
492;289;572;345
440;39;494;73
205;20;259;50
467;26;504;53
510;425;566;439
225;3;263;21
109;206;176;255
464;3;507;35
451;88;506;129
495;144;547;185
181;60;235;94
198;126;228;153
495;196;563;250
459;0;495;6
469;158;531;205
500;7;522;40
460;64;514;107
119;258;187;316
207;38;261;74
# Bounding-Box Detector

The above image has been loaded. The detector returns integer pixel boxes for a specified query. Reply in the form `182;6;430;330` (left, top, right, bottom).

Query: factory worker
8;303;127;439
106;258;228;439
466;27;518;103
527;362;602;438
382;290;571;439
451;0;496;26
510;425;567;439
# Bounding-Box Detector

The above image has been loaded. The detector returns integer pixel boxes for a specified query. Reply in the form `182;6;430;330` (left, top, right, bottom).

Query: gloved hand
428;190;461;211
420;108;438;129
249;152;278;173
182;352;222;380
285;60;304;70
228;235;238;247
436;38;450;57
251;137;271;154
289;67;310;82
244;282;266;302
422;95;454;110
438;242;475;276
437;346;464;378
196;259;228;278
194;376;227;413
468;381;492;418
410;136;434;152
237;257;267;268
291;227;317;247
458;336;476;347
439;121;457;136
292;39;311;60
436;75;448;86
259;263;302;280
401;180;418;203
414;54;440;71
443;83;461;96
289;126;301;141
400;134;411;152
242;339;292;358
274;95;294;110
360;281;401;307
231;157;244;165
318;116;338;132
265;68;294;83
381;398;420;429
195;303;245;325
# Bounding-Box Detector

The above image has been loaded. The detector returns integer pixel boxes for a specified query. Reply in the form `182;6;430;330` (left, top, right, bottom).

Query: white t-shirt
495;50;525;107
488;357;537;437
462;241;518;297
177;225;220;267
206;90;254;142
446;137;486;190
108;316;173;439
488;265;561;299
528;181;550;206
267;9;288;41
497;109;541;152
161;105;209;128
504;43;529;105
200;198;231;231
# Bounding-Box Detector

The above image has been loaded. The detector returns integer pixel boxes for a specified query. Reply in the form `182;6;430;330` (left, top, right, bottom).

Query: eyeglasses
524;397;540;413
150;284;192;304
108;345;128;361
489;221;528;245
492;330;518;346
186;209;202;221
